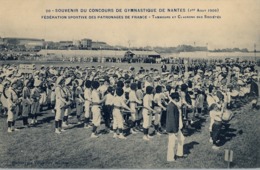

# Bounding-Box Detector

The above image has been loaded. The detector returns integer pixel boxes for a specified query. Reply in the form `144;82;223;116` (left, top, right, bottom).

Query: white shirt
105;93;114;105
91;90;100;104
143;94;153;109
129;90;141;104
98;85;108;98
84;88;92;102
113;95;128;109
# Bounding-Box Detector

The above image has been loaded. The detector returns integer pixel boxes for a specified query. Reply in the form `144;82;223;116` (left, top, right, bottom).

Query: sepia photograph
0;0;259;169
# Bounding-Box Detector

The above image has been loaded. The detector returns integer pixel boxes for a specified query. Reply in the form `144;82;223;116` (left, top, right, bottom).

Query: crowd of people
0;59;259;161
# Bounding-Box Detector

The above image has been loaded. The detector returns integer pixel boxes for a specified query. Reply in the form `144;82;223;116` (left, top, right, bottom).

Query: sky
0;0;259;50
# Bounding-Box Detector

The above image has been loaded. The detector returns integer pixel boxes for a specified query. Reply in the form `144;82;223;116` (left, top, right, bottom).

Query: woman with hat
30;79;42;125
54;76;68;134
6;80;21;132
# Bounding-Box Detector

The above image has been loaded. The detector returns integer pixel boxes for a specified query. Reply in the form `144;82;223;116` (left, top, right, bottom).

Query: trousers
167;130;185;160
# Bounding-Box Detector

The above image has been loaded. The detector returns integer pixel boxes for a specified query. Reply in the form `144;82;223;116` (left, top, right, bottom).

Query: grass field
0;61;260;168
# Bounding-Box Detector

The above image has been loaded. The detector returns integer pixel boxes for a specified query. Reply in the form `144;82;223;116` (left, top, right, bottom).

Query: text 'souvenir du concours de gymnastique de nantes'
41;8;222;20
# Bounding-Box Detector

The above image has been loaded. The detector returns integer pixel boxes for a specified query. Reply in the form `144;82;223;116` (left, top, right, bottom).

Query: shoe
167;158;176;162
113;133;118;138
13;128;20;131
90;133;99;138
212;145;220;150
77;121;82;125
7;128;12;133
30;120;35;125
55;129;61;134
143;135;150;141
118;134;127;139
84;125;91;129
209;138;213;143
60;129;66;132
68;115;73;118
175;154;188;159
130;128;137;134
156;131;161;136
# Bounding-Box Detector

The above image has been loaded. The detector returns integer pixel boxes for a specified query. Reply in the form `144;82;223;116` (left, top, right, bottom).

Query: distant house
3;37;44;51
81;39;92;49
59;41;74;49
91;41;113;50
125;50;161;58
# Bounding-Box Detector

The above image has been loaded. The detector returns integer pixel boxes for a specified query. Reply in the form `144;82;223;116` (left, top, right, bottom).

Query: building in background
125;50;161;58
91;41;113;50
59;41;74;49
80;39;92;49
3;37;44;51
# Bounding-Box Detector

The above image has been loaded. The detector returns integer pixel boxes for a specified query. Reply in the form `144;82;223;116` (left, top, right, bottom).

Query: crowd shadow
182;116;207;137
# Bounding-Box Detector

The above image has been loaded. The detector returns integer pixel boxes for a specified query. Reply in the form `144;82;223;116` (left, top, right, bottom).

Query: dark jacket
250;81;259;97
166;101;179;133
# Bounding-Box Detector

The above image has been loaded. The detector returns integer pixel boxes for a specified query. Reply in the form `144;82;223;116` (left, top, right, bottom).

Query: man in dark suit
166;92;185;162
161;62;167;73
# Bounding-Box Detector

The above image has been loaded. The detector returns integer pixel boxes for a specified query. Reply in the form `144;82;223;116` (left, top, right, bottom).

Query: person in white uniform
90;81;105;138
129;83;142;134
84;80;92;128
153;85;167;135
112;88;134;139
142;86;156;141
